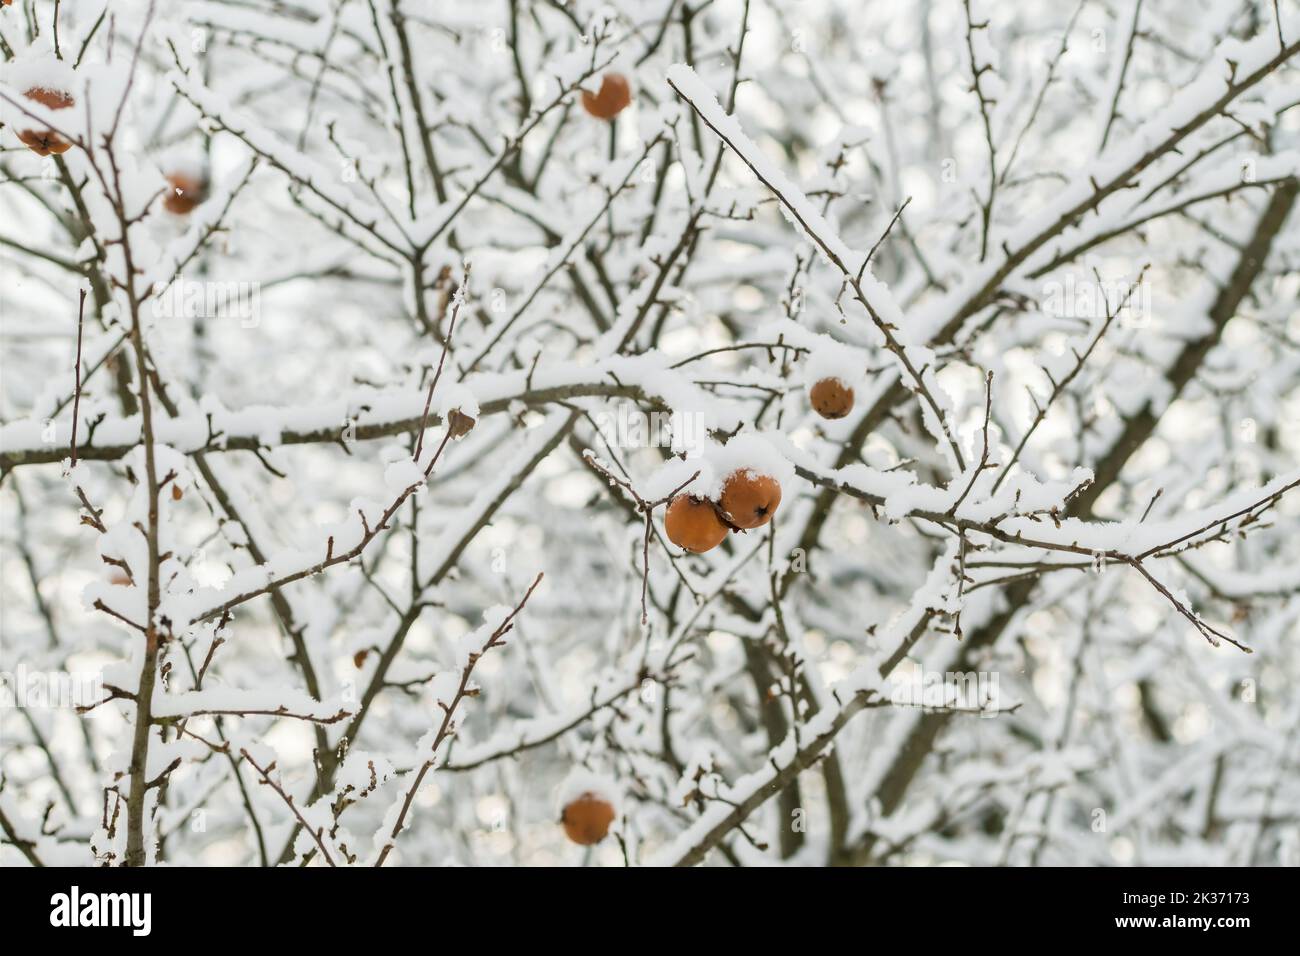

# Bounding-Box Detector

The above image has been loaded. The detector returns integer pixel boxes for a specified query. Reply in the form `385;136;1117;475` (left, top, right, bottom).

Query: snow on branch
2;0;1297;871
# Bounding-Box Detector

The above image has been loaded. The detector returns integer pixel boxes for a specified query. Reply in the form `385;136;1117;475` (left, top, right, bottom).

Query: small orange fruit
561;792;616;845
24;87;74;110
581;73;631;120
163;172;207;215
810;377;854;419
17;129;71;156
19;86;75;156
719;470;782;529
665;495;728;553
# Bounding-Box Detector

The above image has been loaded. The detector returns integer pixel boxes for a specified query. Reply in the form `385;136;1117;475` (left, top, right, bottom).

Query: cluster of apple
13;84;74;156
659;375;856;556
664;467;783;555
13;80;209;215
